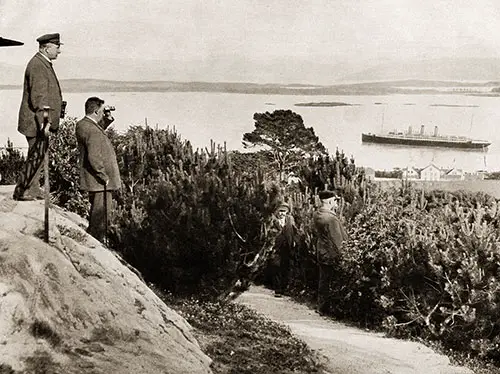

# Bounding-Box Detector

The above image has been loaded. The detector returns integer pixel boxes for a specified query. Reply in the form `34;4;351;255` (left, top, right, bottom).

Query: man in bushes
313;189;348;315
75;97;121;243
269;202;296;297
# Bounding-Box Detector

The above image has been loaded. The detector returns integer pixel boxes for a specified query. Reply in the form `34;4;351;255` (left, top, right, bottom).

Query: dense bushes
45;117;500;365
0;139;25;185
47;121;292;298
283;183;500;362
158;290;324;374
0;120;88;214
48;117;89;217
108;126;285;298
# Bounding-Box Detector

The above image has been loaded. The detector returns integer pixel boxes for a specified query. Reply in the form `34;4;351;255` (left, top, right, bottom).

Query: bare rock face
0;195;212;374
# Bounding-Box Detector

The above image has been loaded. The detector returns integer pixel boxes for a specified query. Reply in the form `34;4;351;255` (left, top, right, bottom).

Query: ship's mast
381;108;385;133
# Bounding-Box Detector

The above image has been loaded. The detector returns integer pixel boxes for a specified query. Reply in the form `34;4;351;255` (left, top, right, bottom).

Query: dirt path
236;285;473;374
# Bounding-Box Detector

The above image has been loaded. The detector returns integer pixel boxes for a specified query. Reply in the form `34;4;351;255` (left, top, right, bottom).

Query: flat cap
276;202;290;212
36;33;63;45
318;190;338;200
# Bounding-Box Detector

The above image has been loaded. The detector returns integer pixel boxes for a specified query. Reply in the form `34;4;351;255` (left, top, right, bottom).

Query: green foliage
242;110;327;176
297;150;358;193
375;169;403;179
283;184;500;364
30;319;62;347
0;139;25;185
23;350;61;374
484;171;500;180
46;118;363;300
56;224;87;243
228;150;275;180
157;288;324;374
44;111;500;366
109;126;283;298
49;118;90;217
0;364;15;374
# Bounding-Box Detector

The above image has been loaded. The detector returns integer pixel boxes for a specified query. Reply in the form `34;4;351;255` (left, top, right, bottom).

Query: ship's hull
362;133;490;149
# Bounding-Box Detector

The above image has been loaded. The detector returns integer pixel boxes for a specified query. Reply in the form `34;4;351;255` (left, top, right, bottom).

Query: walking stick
103;182;108;246
43;106;50;243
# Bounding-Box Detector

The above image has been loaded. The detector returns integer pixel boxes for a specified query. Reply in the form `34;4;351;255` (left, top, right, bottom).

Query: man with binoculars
76;97;121;243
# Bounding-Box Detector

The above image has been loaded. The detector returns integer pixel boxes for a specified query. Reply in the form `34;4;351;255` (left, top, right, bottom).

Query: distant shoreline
294;102;357;107
430;104;480;107
2;79;500;96
375;178;500;199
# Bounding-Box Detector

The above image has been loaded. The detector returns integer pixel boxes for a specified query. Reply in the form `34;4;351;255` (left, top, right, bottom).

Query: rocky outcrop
0;190;212;374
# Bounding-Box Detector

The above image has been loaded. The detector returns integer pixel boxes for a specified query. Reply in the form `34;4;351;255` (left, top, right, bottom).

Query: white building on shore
384;163;484;181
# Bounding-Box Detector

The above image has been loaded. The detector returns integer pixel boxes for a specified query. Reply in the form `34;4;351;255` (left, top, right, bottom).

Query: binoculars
60;100;67;119
104;106;115;112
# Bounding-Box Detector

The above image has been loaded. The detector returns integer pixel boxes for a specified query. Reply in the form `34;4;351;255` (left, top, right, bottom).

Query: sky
2;0;500;83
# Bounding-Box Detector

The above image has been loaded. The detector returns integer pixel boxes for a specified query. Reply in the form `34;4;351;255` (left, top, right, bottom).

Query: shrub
49;117;90;217
283;183;500;363
42;114;500;365
0;139;25;185
109;127;284;298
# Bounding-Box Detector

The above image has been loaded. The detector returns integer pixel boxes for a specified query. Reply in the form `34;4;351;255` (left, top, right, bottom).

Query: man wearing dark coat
13;33;64;201
76;97;121;243
313;189;348;314
269;202;296;297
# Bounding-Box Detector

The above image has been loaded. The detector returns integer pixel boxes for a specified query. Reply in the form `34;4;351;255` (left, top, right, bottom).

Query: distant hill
341;58;500;82
2;78;500;96
2;55;500;93
59;78;499;95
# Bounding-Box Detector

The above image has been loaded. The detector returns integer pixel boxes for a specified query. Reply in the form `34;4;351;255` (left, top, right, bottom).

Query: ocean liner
361;125;490;149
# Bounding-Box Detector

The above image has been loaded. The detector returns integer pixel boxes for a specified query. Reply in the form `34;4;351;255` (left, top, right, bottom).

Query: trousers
14;136;47;199
87;190;112;242
317;262;336;313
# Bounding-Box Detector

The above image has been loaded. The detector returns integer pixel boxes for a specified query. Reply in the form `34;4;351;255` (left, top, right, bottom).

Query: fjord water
1;89;498;171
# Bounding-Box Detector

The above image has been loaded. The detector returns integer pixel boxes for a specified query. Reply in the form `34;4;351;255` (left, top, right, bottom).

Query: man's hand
100;176;109;187
42;106;51;137
102;112;115;129
43;123;51;137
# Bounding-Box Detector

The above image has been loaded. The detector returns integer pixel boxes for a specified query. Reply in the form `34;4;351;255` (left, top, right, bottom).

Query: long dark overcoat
313;207;348;264
18;52;62;136
75;117;121;192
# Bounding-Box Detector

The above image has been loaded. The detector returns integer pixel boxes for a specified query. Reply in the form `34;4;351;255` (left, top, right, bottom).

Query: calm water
1;89;498;172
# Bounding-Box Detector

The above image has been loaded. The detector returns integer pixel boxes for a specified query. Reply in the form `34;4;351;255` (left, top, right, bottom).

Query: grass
152;286;325;374
0;364;14;374
56;224;87;243
30;320;62;347
23;350;61;374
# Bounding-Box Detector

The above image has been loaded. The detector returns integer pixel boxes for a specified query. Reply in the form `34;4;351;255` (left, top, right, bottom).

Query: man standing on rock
14;33;65;201
76;97;121;243
313;189;348;315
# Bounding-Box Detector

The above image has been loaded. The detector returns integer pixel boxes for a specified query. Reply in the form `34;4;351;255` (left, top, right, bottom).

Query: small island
430;104;479;107
294;101;357;107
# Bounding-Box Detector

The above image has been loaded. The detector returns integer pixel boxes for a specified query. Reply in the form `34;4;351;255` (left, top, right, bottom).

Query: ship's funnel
408;125;412;135
434;126;438;137
420;125;425;135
